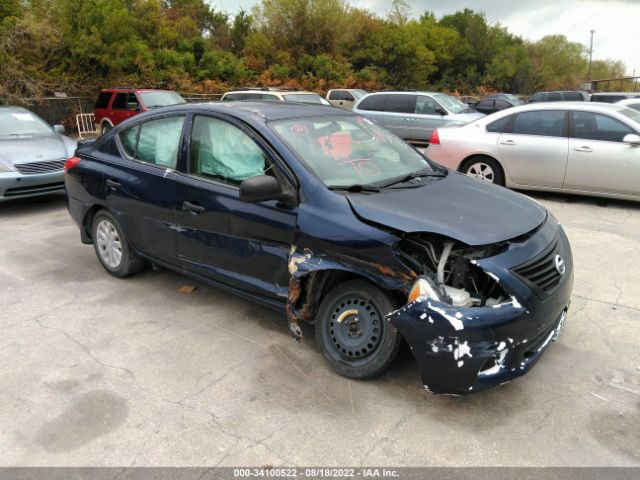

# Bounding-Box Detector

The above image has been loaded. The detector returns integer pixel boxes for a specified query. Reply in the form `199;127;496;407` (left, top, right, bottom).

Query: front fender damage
387;295;527;395
286;245;414;340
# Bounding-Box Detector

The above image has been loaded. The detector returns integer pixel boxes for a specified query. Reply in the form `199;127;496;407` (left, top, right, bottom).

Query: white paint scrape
428;301;464;331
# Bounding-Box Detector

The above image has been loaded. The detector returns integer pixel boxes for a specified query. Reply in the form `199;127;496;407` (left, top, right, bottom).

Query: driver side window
415;96;438;115
189;116;272;186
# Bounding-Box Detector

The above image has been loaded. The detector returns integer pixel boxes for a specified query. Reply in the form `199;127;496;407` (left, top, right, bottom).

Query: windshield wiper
328;184;381;193
378;169;445;189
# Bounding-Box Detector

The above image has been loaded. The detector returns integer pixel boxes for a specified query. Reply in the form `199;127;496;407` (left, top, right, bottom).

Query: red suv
94;88;186;135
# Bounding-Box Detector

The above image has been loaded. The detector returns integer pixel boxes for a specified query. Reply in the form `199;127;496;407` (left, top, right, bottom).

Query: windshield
433;94;469;114
620;108;640;125
271;115;434;188
283;93;329;105
140;91;186;108
0;110;53;136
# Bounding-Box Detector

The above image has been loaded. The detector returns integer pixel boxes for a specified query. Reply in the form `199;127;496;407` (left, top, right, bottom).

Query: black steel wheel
315;280;402;379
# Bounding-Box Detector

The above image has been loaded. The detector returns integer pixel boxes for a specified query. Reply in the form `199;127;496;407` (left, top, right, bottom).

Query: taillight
64;156;81;172
429;129;440;146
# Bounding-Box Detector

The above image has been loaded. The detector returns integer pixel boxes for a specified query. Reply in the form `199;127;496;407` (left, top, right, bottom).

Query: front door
497;109;569;188
564;110;640;196
174;114;297;301
412;95;446;143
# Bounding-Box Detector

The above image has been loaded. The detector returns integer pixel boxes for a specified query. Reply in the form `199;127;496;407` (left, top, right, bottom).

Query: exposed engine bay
396;234;511;307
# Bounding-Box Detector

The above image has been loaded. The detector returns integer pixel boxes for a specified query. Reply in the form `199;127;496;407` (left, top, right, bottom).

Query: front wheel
315;280;402;379
92;210;144;277
460;156;505;186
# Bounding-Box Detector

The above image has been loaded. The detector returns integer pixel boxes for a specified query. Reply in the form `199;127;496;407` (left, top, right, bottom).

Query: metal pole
588;30;595;88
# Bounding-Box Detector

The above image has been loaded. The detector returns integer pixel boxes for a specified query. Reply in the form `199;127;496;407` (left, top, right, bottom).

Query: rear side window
495;100;511;110
328;91;343;101
571;111;634;142
512;110;566;137
385;94;416;114
95;92;112;109
118;116;185;168
486;115;513;133
548;92;562;101
112;93;129;109
476;100;494;110
529;93;547;103
565;92;583;101
357;94;386;112
223;93;243;101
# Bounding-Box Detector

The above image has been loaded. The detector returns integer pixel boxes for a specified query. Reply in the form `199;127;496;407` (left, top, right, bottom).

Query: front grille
4;182;65;197
14;159;65;175
512;237;562;296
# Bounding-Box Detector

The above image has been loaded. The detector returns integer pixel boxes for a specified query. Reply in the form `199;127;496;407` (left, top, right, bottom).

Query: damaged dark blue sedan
65;102;573;395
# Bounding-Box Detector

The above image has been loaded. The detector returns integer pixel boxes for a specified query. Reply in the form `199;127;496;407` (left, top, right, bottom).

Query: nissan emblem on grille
555;254;565;275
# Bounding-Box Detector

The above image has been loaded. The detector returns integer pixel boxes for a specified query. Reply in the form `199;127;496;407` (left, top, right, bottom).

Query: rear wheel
92;211;144;277
460;156;505;186
315;280;402;379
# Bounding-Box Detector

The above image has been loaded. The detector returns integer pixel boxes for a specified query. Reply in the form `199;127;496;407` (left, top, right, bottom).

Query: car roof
101;88;176;93
223;90;318;95
0;106;30;113
155;101;349;122
592;91;640;95
366;90;441;96
502;102;627;112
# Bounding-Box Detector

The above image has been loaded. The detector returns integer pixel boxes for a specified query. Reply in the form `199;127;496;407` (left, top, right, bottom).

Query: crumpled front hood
0;134;68;165
347;173;547;246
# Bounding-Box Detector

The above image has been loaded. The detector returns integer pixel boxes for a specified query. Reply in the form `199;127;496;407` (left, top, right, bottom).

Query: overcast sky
209;0;639;77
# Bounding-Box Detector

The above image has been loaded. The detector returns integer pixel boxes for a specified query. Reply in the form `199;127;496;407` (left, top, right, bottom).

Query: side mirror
623;133;640;146
127;102;140;112
239;175;282;203
434;107;447;116
53;124;66;134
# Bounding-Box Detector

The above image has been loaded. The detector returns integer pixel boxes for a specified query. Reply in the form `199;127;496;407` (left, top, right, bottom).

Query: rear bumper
389;223;574;395
0;171;65;201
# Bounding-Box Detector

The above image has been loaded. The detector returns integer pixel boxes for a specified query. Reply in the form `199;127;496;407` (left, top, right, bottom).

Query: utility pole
588;30;595;89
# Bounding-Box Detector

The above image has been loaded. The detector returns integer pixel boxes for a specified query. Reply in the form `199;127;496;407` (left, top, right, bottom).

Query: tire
92;210;144;277
460;156;505;186
315;280;402;379
101;123;112;135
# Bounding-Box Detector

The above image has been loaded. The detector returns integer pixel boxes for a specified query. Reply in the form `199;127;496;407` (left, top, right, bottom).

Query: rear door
497;109;569;188
173;113;298;300
106;114;186;263
354;94;387;125
381;94;417;141
564;110;640;196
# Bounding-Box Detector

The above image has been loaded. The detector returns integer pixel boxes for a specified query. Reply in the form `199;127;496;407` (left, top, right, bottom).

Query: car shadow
0;194;67;217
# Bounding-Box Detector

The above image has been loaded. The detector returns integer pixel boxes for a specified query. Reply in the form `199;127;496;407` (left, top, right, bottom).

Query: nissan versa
64;102;573;395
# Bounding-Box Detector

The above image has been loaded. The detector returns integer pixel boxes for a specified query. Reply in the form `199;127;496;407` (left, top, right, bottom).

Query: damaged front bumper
388;227;574;395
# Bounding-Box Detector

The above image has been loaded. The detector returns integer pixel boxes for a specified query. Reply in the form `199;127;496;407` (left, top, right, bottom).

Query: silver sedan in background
427;102;640;202
0;107;77;201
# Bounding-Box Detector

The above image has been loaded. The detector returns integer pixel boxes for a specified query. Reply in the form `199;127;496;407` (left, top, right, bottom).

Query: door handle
182;201;205;214
499;139;516;146
573;146;593;152
106;178;121;188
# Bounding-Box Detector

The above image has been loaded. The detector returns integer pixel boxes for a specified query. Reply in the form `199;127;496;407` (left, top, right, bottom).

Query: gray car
427;102;640;202
352;91;484;146
0;107;76;201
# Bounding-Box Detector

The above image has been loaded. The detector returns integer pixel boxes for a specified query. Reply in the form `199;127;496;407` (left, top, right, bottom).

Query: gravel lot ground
0;191;639;467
